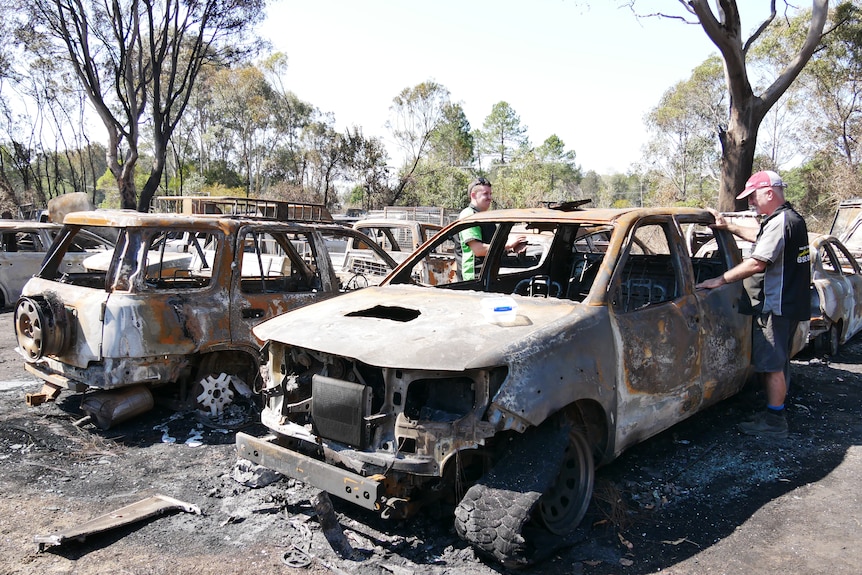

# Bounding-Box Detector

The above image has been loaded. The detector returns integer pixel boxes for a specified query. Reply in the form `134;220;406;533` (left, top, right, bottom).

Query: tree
477;101;529;166
386;81;451;205
645;56;725;204
429;102;474;167
638;1;829;210
342;127;390;210
799;2;862;167
207;64;275;196
29;0;265;211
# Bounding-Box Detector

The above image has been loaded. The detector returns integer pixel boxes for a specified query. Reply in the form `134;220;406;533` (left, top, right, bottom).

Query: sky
258;1;773;175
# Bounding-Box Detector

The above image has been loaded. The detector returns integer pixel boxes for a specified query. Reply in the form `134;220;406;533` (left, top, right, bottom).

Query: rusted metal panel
34;494;200;551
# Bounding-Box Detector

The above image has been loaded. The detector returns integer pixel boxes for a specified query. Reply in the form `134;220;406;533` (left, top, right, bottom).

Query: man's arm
708;208;759;243
696;257;767;290
466;238;488;257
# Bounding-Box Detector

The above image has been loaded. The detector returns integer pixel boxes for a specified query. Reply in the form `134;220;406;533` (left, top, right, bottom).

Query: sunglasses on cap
468;177;492;192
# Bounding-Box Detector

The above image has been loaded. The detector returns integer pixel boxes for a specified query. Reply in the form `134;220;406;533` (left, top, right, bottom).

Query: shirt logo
797;246;810;264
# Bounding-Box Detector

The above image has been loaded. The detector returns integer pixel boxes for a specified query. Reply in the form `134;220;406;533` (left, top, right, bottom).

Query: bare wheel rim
15;298;44;361
537;429;594;535
195;373;235;417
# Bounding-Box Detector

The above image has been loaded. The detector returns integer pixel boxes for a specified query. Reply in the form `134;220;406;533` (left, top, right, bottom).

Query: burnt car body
14;210;395;426
345;218;454;285
0;221;113;309
237;206;758;565
808;234;862;354
829;198;862;261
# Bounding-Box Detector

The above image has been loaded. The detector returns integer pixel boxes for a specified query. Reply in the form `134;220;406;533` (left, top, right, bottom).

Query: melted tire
453;422;573;567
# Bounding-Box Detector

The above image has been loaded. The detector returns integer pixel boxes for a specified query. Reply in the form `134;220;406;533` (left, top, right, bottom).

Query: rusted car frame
239;206;756;565
14;210;395;426
0;220;113;309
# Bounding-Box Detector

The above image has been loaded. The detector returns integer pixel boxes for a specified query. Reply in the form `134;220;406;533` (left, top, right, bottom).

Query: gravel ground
1;308;860;575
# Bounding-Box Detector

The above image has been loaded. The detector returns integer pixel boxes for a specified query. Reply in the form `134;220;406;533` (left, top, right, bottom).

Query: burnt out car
14;210;395;427
237;206;756;566
808;234;862;354
1;220;113;309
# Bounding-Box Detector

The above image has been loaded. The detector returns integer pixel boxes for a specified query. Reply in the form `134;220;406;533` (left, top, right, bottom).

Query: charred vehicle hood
254;285;584;371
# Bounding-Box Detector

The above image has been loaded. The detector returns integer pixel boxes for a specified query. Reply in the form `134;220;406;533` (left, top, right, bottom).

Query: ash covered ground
1;308;860;575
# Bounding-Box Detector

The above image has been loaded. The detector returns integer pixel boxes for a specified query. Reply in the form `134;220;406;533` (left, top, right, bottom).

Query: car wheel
453;421;588;567
815;323;840;356
537;428;594;534
14;296;70;362
194;372;236;417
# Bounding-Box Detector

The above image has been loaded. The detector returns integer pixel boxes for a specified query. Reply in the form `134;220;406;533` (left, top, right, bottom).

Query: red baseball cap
737;170;786;199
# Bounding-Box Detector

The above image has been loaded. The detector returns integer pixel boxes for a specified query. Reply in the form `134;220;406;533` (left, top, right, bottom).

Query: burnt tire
14;296;70;362
454;422;586;567
813;322;840;356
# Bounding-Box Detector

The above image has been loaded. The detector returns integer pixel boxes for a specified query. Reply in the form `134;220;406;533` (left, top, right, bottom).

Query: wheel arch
555;399;611;465
193;348;261;384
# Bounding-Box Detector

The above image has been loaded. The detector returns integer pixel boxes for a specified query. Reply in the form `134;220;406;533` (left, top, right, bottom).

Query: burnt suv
14;210;395;427
237;206;763;566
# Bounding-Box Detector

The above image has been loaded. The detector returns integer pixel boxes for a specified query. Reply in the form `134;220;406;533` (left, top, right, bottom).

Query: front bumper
235;432;383;511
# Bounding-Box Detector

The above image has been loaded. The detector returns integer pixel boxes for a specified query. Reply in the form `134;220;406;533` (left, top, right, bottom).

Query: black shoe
738;411;788;439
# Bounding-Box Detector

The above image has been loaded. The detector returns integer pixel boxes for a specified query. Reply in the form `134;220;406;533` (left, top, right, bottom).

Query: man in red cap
696;170;810;438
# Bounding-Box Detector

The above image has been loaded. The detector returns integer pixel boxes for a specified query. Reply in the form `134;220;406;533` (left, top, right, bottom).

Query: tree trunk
139;161;164;213
139;127;167;212
719;102;759;212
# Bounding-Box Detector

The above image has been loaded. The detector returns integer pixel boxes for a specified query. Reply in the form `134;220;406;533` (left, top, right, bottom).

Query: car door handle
242;308;265;319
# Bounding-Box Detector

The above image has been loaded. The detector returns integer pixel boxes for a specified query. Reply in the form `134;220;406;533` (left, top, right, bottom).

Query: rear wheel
195;372;236;416
815;322;840;356
190;353;257;419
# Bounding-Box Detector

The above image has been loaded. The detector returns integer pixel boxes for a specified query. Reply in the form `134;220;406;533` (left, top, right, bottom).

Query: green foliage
644;56;723;205
477;101;529;166
429;102;474;166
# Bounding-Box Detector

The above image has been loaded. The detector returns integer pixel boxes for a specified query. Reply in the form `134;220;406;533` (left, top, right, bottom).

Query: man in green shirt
458;177;525;280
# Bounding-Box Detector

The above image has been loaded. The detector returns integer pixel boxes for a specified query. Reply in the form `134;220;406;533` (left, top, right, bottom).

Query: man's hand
707;208;727;229
506;235;528;253
696;276;725;290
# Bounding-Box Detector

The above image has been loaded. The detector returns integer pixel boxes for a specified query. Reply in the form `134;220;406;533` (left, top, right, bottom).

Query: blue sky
260;1;775;174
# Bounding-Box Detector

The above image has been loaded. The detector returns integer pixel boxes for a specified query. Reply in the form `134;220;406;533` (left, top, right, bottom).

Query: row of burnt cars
7;200;862;566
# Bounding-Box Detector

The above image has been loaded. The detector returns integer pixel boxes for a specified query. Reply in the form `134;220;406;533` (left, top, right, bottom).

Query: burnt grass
1;306;861;574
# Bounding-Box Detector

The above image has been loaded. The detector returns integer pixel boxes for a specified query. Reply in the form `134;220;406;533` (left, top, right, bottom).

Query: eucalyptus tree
386;81;452;205
297;119;345;209
342;127;390;210
800;2;862;167
634;1;830;210
404;102;474;208
28;0;266;211
645;56;725;204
